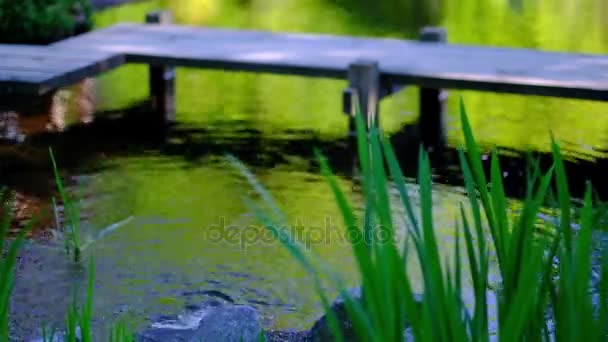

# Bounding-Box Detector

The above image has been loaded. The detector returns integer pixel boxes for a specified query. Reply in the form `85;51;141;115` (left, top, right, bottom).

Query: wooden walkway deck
0;11;607;148
1;21;608;100
51;23;608;101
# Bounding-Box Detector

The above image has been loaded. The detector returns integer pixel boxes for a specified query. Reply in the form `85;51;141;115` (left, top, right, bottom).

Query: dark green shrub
0;0;93;44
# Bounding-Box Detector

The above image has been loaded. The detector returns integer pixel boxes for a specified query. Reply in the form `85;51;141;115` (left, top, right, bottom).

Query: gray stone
308;287;360;342
264;330;310;342
308;287;422;342
138;300;262;342
403;327;414;342
195;305;261;342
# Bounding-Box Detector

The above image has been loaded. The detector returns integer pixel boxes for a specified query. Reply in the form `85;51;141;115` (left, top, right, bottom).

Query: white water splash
150;306;213;330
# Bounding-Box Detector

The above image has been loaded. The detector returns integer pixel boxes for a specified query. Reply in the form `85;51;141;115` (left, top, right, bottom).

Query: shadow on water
1;75;607;222
7;98;608;202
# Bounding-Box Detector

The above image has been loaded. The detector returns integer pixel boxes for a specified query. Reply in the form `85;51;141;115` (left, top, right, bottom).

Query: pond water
7;0;608;339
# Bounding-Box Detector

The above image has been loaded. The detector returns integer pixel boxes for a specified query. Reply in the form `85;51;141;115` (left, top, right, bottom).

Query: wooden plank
0;56;97;74
0;44;119;60
0;39;124;95
52;23;608;101
0;68;54;79
36;53;125;94
0;52;123;95
0;54;114;70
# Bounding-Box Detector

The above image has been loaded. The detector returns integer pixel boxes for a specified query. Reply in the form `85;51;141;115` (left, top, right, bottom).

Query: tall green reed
0;190;33;341
49;148;83;263
65;256;94;342
233;100;607;341
40;256;135;342
47;150;135;341
108;320;134;342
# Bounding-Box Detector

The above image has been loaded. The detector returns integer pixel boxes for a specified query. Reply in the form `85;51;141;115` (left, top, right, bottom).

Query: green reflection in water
88;155;362;329
85;154;463;330
93;0;415;139
94;0;608;156
442;0;608;159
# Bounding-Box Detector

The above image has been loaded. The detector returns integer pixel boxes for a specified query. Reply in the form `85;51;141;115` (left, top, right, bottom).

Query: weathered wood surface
1;23;607;100
53;23;608;101
0;45;123;95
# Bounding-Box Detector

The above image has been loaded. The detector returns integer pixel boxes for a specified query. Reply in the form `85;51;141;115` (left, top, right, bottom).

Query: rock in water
308;287;361;342
139;299;262;342
308;287;422;341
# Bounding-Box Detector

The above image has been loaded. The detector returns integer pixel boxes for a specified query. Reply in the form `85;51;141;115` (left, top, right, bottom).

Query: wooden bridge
1;10;607;149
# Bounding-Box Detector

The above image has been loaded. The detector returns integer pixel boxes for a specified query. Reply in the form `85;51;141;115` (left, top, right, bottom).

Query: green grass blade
550;135;572;250
368;127;399;340
49;147;82;262
459;99;494;230
380;133;420;237
460;204;488;341
0;207;34;341
490;151;508;258
79;255;95;342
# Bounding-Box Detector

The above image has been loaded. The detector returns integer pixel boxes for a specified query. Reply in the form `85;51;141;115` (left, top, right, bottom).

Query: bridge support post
146;10;176;125
343;60;381;134
419;27;448;152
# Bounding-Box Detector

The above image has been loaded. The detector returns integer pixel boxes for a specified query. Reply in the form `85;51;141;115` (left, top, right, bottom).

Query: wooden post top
146;10;173;24
419;27;447;43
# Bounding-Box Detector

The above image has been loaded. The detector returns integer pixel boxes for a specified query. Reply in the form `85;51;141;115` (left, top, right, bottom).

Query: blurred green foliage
0;0;93;44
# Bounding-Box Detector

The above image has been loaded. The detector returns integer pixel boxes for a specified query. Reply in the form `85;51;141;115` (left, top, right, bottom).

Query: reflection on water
4;0;608;339
92;0;608;158
0;79;96;142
